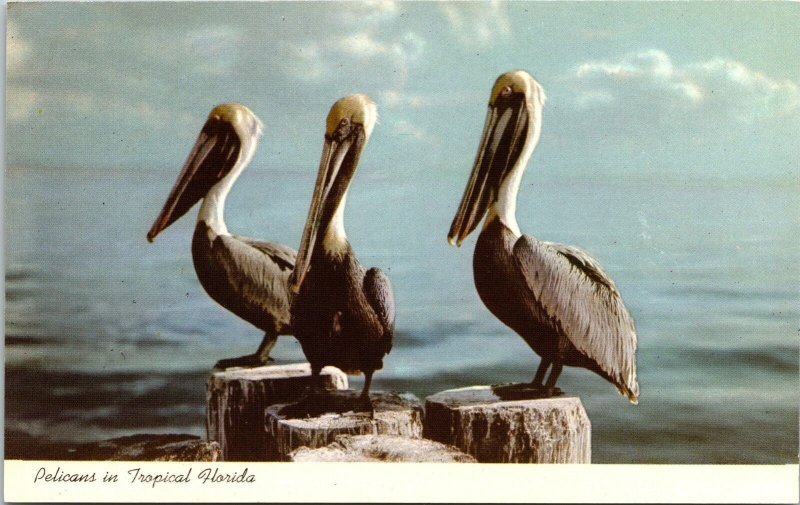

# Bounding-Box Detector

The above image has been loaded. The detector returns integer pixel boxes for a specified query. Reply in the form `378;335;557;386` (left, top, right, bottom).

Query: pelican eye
329;116;355;142
500;85;513;97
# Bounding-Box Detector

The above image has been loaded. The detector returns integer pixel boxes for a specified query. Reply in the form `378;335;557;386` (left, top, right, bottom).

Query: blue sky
6;1;800;183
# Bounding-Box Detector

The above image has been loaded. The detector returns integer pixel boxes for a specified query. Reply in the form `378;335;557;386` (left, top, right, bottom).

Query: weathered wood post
264;391;424;461
206;363;348;461
289;434;477;462
424;386;591;463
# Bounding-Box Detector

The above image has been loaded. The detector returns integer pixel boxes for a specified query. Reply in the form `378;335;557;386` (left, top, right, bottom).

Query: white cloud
408;95;428;108
380;89;429;109
439;1;511;47
392;32;425;63
391;120;427;141
579;29;619;41
6;86;39;123
7;20;30;73
186;26;241;54
687;58;800;120
335;0;398;26
6;86;195;128
279;41;327;82
575;49;702;104
281;30;424;87
380;89;403;107
337;31;424;63
185;26;242;75
338;32;389;58
572;49;800;123
574;89;614;108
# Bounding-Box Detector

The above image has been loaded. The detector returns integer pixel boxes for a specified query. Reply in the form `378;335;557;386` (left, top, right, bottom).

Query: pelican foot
277;391;327;419
541;386;564;398
353;394;375;418
491;383;564;401
213;353;274;370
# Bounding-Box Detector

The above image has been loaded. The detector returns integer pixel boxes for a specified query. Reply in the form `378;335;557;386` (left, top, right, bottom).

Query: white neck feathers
198;133;258;239
489;94;543;238
198;178;231;237
323;192;348;254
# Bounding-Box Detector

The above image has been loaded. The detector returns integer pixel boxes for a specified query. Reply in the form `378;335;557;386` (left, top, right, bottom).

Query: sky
5;1;800;184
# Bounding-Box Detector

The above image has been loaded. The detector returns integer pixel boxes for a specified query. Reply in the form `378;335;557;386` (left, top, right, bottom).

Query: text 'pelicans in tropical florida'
448;71;639;404
288;94;395;413
147;104;296;370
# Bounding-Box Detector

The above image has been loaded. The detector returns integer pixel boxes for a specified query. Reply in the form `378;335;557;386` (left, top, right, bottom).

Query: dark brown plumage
475;218;638;402
287;94;393;404
192;221;295;366
147;103;295;368
448;71;639;403
291;243;394;377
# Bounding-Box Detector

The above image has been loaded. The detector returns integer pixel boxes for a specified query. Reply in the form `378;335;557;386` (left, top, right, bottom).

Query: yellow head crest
325;94;378;139
209;103;264;138
489;70;547;108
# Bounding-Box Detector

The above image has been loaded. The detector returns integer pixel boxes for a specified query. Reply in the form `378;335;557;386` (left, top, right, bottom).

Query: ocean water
4;166;799;463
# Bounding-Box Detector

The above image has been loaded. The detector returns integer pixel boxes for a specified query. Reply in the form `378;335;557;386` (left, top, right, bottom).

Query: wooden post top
208;362;347;383
424;385;591;463
426;385;586;409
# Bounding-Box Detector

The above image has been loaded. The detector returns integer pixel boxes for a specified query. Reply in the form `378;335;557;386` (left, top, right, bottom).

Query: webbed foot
541;386;563;397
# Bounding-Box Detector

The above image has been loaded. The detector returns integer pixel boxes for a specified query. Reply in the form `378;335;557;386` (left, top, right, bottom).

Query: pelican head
289;94;377;293
448;70;546;246
146;103;263;242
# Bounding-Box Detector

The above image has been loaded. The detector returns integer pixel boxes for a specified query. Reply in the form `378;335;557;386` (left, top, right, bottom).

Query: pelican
448;71;639;404
147;103;296;369
288;94;394;411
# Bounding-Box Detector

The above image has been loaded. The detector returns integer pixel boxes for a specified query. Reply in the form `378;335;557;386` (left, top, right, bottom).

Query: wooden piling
264;391;423;461
206;363;348;461
289;434;476;462
424;385;591;463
